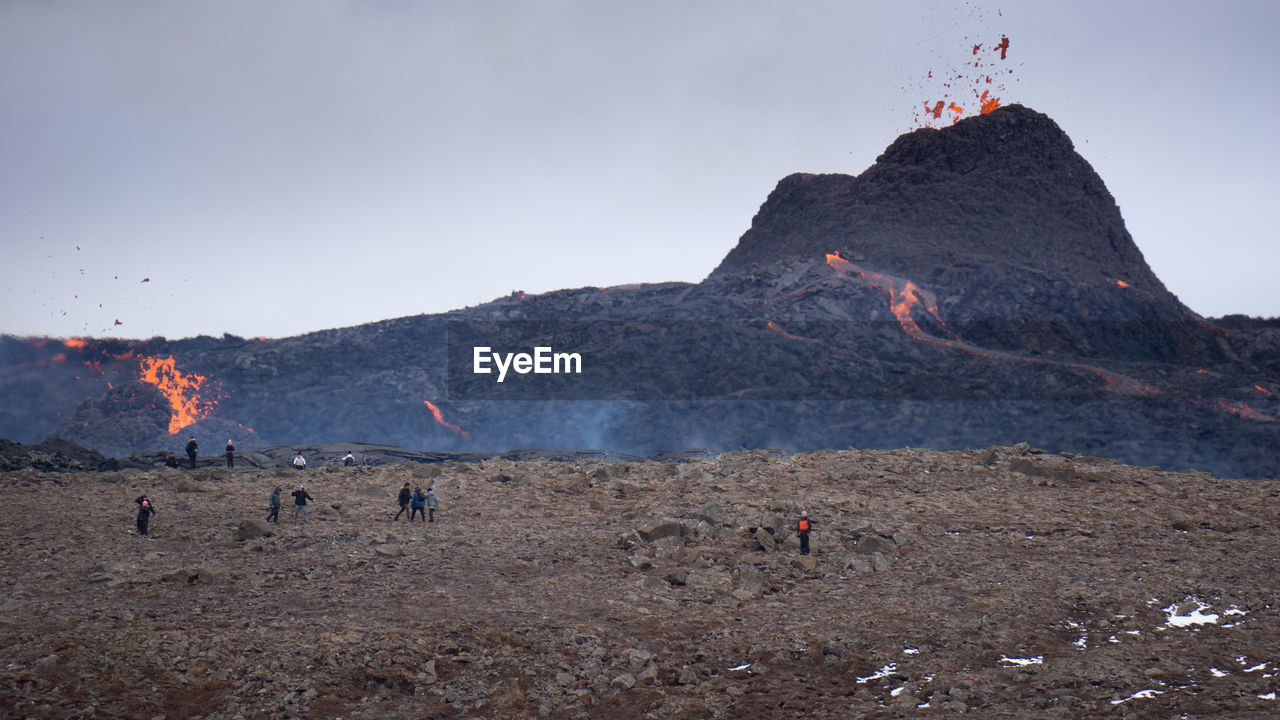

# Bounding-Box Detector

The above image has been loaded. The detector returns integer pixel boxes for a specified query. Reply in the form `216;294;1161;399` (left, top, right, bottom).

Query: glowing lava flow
137;356;220;434
824;252;949;341
424;401;469;437
821;252;1276;422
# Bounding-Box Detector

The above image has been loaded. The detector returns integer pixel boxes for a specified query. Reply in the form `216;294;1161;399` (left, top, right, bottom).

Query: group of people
133;478;443;536
393;482;439;522
266;484;315;522
169;440;361;472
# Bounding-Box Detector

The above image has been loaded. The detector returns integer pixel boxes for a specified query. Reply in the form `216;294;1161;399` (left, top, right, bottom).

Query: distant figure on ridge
426;486;439;523
186;436;198;469
267;487;282;523
291;484;313;522
343;451;355;467
394;482;412;521
797;511;811;555
292;452;307;470
225;439;235;468
135;494;156;537
164;452;180;468
409;486;427;522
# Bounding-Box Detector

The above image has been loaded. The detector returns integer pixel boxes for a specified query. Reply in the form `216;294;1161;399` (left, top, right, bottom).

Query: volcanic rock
3;105;1279;479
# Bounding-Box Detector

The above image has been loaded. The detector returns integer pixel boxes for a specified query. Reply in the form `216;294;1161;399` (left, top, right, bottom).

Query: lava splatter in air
907;18;1018;129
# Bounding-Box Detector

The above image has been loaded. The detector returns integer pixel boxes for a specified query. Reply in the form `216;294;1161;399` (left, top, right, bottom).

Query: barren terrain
2;446;1278;719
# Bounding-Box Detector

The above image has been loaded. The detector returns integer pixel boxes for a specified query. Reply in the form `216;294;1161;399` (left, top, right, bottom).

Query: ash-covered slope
3;105;1278;476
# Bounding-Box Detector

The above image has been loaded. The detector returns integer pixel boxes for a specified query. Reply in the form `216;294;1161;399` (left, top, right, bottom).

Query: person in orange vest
797;511;811;555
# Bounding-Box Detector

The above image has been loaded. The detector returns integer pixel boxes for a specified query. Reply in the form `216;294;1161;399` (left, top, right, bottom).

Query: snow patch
1112;689;1163;704
1163;600;1219;628
857;663;897;683
999;656;1043;666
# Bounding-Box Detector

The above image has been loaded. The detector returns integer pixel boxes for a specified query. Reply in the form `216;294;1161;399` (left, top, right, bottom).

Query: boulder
235;519;275;541
1167;510;1194;532
792;555;819;571
695;503;728;526
855;534;897;555
636;518;684;544
753;528;776;552
610;673;636;691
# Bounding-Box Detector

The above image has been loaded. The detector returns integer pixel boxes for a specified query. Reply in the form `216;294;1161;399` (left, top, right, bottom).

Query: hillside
1;105;1277;477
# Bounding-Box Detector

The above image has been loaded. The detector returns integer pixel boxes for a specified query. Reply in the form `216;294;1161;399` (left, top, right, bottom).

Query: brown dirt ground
1;447;1278;719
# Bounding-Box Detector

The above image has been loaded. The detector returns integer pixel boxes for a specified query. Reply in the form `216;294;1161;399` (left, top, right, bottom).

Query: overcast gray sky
3;0;1277;340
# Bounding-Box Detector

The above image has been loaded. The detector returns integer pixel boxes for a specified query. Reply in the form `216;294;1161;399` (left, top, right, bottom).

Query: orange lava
424;401;470;438
979;89;1000;114
913;32;1013;128
825;253;944;340
1115;280;1131;288
64;338;89;350
138;356;220;434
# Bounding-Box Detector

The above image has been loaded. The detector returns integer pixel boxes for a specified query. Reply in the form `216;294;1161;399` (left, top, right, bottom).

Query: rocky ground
1;446;1278;719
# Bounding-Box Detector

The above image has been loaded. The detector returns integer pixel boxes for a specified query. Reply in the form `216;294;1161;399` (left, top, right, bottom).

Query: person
409;486;427;522
797;511;811;555
225;439;235;468
292;452;307;470
394;482;412;521
164;452;180;468
186;436;198;469
135;494;156;537
426;486;439;523
343;451;355;467
291;484;313;521
267;487;282;523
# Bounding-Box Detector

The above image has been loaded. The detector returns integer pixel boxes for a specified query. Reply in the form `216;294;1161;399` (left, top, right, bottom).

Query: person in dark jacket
186;436;198;469
426;486;439;523
267;487;282;523
135;495;156;536
164;452;179;468
409;486;427;522
225;439;235;468
394;482;411;521
291;484;313;522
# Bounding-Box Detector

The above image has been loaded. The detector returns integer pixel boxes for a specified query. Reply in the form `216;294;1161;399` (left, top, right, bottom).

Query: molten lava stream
137;356;220;434
424;400;469;437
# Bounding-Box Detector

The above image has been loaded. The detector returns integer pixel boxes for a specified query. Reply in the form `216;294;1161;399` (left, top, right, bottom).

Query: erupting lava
424;401;469;438
911;30;1014;128
137;356;221;434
